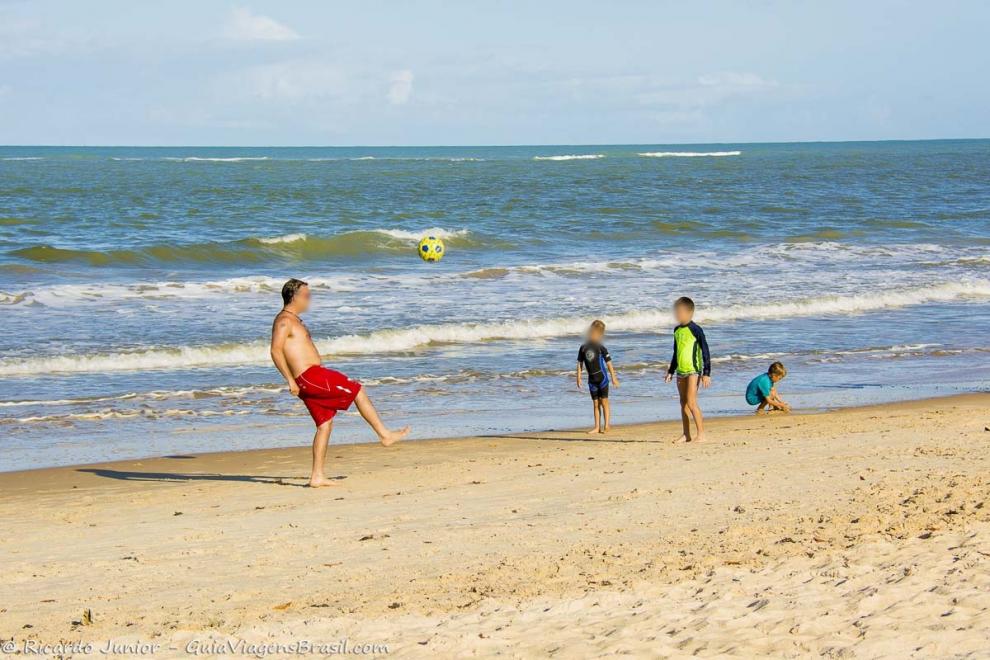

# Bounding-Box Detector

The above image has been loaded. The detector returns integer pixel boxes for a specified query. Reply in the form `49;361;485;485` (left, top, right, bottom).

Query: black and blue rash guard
578;342;611;385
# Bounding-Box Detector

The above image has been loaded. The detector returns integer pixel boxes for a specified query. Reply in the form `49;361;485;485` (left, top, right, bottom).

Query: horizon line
1;136;988;149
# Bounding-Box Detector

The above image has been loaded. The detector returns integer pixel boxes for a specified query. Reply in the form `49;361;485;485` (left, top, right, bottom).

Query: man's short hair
674;296;695;311
768;362;787;378
281;278;308;306
590;319;606;332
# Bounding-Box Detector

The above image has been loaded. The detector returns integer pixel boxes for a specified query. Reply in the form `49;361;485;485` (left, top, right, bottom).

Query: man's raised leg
309;421;334;487
354;388;410;446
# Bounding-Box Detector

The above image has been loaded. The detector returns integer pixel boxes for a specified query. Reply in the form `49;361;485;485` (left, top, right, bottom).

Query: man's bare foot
673;434;690;443
379;426;410;447
308;476;338;488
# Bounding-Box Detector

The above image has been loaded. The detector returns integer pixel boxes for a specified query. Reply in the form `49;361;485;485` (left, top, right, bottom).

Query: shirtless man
270;278;409;487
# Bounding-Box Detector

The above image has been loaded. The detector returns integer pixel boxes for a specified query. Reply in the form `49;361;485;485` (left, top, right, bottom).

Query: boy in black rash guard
576;320;620;434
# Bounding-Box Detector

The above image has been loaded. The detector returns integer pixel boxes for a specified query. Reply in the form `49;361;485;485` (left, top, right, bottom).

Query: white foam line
163;157;270;162
3;241;984;308
638;151;741;158
1;280;987;376
255;233;308;245
533;154;605;161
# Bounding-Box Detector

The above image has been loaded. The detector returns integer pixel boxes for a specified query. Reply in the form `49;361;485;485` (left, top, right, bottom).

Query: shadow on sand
77;468;346;487
489;434;668;444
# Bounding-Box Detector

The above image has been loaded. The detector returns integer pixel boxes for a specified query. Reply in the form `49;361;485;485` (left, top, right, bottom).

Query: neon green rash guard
668;321;712;377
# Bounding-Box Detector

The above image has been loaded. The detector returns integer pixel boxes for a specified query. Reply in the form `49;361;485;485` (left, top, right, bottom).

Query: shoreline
1;389;983;479
2;392;989;655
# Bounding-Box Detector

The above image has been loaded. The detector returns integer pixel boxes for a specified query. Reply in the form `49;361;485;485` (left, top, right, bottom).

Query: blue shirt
745;373;773;405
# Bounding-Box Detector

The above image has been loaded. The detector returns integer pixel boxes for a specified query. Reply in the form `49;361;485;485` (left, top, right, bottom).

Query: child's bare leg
685;375;705;442
309;421;335;487
675;376;691;443
353;388;409;446
756;399;769;414
588;397;601;433
601;398;611;431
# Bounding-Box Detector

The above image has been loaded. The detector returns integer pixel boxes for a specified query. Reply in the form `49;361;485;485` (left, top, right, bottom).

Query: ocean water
1;141;988;471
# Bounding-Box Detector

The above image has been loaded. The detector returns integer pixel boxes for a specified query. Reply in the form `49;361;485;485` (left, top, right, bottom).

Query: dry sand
1;394;989;657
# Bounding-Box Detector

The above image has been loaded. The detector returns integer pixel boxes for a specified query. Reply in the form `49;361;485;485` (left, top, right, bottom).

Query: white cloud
386;70;414;105
233;60;347;101
223;8;300;42
0;13;93;60
697;72;776;89
634;71;778;111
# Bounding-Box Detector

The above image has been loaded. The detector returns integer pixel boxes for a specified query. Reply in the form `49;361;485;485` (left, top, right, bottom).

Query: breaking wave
1;280;986;376
533;154;605;161
638;151;741;158
7;228;477;267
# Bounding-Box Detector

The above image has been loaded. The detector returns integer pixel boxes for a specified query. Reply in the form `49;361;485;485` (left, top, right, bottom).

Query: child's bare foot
379;426;410;447
603;425;612;433
587;427;602;434
307;476;338;488
673;434;690;443
694;433;706;443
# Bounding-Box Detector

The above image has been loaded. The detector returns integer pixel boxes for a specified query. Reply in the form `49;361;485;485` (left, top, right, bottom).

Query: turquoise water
1;141;988;470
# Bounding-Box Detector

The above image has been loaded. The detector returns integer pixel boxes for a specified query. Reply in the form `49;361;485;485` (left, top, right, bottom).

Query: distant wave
2;280;986;376
347;156;485;162
4;241;985;307
638;151;741;158
75;155;490;163
5;408;253;424
0;275;362;307
372;227;468;241
533;154;605;161
164;156;270;162
7;227;477;268
0;384;283;409
1;157;45;161
108;156;270;162
254;233;308;245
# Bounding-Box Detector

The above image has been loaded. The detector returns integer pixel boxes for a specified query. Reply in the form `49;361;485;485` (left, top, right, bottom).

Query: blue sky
0;0;987;145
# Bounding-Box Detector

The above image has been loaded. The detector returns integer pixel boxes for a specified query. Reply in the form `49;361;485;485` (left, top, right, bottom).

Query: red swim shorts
295;365;362;427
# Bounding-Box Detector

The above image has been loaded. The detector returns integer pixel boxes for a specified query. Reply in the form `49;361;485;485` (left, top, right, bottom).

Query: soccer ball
417;235;445;262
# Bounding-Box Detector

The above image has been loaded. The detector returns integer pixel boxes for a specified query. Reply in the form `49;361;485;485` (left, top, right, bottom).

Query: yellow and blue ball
417;235;445;262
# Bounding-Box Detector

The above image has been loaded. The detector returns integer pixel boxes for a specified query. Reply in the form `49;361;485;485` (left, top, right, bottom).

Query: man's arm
270;317;299;396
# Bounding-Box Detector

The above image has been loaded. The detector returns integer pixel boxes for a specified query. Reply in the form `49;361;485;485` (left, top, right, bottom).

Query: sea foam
1;280;986;376
638;151;741;158
533;154;605;161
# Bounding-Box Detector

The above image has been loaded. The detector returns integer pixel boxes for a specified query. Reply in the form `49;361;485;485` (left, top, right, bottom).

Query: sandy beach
2;393;989;657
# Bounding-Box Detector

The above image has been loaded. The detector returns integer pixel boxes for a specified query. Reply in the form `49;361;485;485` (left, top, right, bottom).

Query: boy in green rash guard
664;297;712;443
